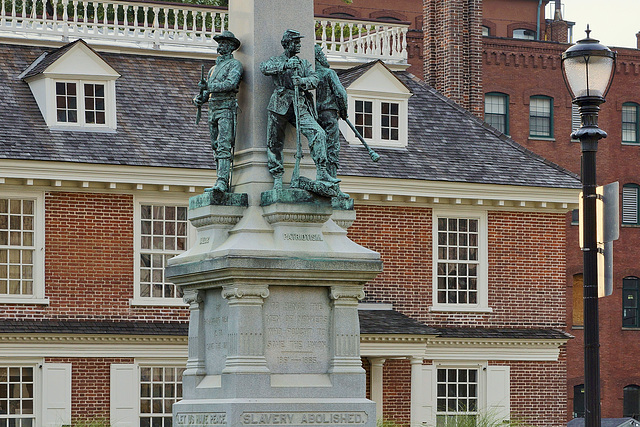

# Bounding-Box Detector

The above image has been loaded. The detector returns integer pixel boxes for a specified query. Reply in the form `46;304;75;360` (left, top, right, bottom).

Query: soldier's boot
316;164;341;184
327;162;349;199
273;175;283;191
212;159;230;193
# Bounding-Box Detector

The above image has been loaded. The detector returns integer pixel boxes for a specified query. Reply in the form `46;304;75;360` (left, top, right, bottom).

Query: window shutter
623;186;639;224
486;365;510;423
110;364;138;427
572;104;581;133
42;363;72;427
419;365;435;427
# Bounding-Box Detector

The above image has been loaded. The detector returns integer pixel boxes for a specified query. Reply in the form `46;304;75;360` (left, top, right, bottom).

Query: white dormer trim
22;41;120;132
340;61;412;149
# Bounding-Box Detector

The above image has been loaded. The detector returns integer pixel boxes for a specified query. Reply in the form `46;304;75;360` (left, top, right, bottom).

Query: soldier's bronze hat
214;30;241;51
281;29;304;45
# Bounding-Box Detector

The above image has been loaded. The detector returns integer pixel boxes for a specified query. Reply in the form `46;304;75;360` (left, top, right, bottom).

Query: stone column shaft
329;286;365;373
369;358;386;421
410;357;424;426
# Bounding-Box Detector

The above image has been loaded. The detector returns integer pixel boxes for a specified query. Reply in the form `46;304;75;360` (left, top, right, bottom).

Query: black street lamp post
561;28;616;427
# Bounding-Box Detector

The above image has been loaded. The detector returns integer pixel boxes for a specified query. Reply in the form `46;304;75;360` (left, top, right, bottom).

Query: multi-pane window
624;385;640;421
513;28;536;40
55;81;108;127
529;96;553;138
0;367;35;427
622;103;639;144
622;184;640;225
380;102;399;141
484;93;509;134
573;384;585;418
139;205;187;299
0;199;35;297
436;218;479;305
139;366;184;427
436;368;478;427
56;82;78;123
84;84;106;125
355;100;373;139
623;277;639;328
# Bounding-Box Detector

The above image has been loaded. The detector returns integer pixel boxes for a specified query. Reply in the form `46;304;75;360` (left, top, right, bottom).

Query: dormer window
21;39;119;132
340;61;412;149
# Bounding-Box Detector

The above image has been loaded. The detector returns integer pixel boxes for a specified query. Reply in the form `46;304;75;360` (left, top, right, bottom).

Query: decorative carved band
182;289;204;306
263;212;332;224
191;214;244;228
222;285;270;300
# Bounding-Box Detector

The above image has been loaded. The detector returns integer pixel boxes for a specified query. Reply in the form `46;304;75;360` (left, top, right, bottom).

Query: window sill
621;224;640;228
622;327;640;331
0;297;49;305
621;142;640;146
571;325;584;330
429;306;493;313
130;298;187;307
528;136;556;142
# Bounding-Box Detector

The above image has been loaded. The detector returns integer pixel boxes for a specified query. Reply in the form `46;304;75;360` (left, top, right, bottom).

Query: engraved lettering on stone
176;413;227;426
282;233;323;242
205;314;228;351
240;412;367;425
199;236;210;244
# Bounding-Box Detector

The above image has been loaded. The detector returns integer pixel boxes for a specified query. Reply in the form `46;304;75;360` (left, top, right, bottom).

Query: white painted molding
426;338;567;361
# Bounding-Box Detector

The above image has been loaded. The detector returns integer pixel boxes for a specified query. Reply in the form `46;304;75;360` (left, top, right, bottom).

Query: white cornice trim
0;160;215;193
361;334;430;358
426;338;568;361
340;176;579;211
0;334;188;358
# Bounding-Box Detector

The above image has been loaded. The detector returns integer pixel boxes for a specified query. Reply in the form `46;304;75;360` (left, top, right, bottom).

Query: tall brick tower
423;0;483;117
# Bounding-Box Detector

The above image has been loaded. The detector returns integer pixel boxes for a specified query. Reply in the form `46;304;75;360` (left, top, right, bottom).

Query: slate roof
434;327;572;340
358;309;438;335
0;42;579;188
0;42;216;169
0;318;570;341
337;62;581;189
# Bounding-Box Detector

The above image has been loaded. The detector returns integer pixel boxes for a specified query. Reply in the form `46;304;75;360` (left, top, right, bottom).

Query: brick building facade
0;2;582;427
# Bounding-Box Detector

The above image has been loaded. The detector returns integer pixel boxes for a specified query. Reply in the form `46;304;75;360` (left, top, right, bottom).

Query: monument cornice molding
221;284;270;299
190;214;245;227
263;212;332;224
330;286;366;301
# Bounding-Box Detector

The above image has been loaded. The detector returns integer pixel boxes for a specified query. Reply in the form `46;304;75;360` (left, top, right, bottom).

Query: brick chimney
547;0;569;43
423;0;483;117
637;31;640;49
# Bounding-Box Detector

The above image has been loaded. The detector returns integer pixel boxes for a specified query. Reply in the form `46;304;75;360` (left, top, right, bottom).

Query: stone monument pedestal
166;191;381;427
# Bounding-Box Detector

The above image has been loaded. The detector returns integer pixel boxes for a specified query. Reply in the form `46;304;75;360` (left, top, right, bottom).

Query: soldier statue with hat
193;30;244;193
260;29;340;194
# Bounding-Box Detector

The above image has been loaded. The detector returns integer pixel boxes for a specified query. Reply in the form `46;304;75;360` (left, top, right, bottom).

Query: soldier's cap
281;29;304;45
214;30;241;51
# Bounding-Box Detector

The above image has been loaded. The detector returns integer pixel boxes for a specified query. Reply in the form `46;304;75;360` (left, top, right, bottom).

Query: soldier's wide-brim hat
214;30;241;50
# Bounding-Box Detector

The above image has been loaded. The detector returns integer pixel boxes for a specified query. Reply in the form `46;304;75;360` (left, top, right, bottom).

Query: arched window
624;384;640;420
484;92;509;135
513;28;536;40
623;184;640;225
573;384;585;418
622;102;640;144
623;277;640;328
529;96;553;138
573;274;583;327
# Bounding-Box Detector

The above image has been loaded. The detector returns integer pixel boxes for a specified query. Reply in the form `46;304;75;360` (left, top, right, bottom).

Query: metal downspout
536;0;542;40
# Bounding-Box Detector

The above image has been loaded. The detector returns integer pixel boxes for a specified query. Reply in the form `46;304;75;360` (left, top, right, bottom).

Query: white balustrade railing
0;0;408;63
0;0;228;51
315;16;408;64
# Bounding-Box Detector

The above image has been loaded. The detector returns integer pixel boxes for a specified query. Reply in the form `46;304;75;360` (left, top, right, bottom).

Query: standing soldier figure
193;30;244;193
314;45;349;199
260;29;339;191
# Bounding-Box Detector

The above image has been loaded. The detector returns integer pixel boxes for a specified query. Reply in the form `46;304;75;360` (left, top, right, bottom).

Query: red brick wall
46;357;134;421
0;192;188;322
382;359;411;425
349;205;566;328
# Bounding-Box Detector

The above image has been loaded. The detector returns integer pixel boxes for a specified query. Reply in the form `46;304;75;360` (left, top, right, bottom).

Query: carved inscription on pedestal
264;286;330;373
176;413;227;427
240;412;367;425
203;290;229;374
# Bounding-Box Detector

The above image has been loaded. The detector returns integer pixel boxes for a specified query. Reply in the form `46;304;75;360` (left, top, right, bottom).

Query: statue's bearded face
218;40;234;55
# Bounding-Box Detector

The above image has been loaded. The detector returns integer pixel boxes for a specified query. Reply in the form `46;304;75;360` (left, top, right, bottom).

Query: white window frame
49;78;116;131
345;93;410;149
131;196;193;307
0;192;46;305
431;208;490;313
434;364;482;426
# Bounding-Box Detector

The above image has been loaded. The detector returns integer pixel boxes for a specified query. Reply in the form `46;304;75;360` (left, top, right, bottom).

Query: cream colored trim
340;176;579;211
360;334;430;358
426;338;567;361
0;334;188;358
0;160;215;193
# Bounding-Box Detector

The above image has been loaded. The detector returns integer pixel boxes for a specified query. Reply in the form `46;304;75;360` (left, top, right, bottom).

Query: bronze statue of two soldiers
195;28;372;199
